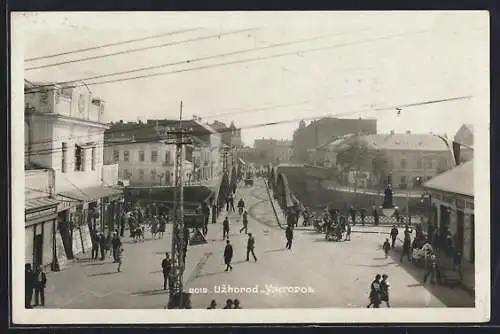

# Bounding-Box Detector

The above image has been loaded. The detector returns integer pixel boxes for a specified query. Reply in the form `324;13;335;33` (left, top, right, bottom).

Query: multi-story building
254;138;293;164
24;80;122;265
326;131;455;189
147;119;222;185
208;120;242;148
103;121;181;186
292;117;377;162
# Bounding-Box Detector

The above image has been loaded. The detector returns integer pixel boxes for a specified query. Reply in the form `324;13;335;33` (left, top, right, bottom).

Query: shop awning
25;197;59;213
423;160;473;198
57;184;123;202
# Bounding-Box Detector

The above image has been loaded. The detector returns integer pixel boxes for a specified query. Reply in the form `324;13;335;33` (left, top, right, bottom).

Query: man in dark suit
285;225;293;250
224;240;233;271
34;265;47;307
25;264;35;309
161;252;172;291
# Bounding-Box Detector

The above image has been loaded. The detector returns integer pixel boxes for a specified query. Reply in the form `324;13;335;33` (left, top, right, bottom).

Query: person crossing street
223;217;230;240
390;225;399;248
239;210;249;234
246;233;257;262
285;225;293;250
224;240;233;271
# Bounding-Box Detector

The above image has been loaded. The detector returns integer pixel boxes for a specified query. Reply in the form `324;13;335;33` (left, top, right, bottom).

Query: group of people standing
90;229;124;272
207;298;242;309
367;274;391;308
25;263;47;309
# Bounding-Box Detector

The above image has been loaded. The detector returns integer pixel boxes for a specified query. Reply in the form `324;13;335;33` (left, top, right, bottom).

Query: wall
25;169;54;200
104;141;177;186
102;164;119;186
293;118;377;162
386;150;454;188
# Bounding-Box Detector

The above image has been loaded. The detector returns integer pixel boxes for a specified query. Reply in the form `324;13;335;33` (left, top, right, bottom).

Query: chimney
406;130;411;134
390;130;395;135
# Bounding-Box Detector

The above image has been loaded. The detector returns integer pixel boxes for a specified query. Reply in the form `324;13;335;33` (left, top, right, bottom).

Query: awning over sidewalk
25;197;59;213
25;197;59;226
57;184;123;202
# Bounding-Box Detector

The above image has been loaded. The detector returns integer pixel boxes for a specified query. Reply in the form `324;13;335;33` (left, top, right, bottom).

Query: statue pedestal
382;207;396;217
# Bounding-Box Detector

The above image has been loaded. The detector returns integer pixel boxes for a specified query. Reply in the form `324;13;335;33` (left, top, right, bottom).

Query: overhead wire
24;28;432;95
25;28;256;71
23;95;472;157
25;28;205;62
24;26;374;90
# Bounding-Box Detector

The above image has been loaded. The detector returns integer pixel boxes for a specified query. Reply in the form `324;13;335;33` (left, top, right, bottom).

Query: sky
16;11;488;147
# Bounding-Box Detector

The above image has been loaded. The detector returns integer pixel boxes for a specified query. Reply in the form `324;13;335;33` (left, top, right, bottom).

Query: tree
336;140;371;191
371;150;390;189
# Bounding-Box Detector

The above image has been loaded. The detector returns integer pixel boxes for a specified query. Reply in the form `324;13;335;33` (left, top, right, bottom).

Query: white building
25;80;122;263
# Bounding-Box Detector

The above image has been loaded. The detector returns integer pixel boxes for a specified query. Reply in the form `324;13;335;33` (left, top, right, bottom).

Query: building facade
292;117;377;163
254;138;293;164
423;160;474;263
325;132;455;189
25;81;122;264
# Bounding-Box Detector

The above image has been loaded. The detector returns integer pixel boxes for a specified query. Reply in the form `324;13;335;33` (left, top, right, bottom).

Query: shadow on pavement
83;261;110;267
88;271;118;277
356;262;395;268
150;270;163;274
387;245;474;307
132;289;167;297
408;283;424;288
265;248;287;253
196;271;227;278
232;260;248;265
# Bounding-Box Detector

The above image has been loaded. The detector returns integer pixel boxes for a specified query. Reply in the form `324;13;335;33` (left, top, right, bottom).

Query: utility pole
168;100;192;309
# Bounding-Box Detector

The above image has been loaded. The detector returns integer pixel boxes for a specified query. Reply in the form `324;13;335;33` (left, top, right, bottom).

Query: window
400;176;407;188
91;147;96;171
113;149;119;162
139;169;144;181
123;169;130;179
124;150;129;162
139;151;145;162
425;158;433;169
151;150;158;162
165;151;171;164
400;158;407;169
417;159;422;169
74;144;83;171
61;142;67;173
151;170;157;181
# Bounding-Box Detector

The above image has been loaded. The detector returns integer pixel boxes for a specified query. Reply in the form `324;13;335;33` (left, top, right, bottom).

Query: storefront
56;184;124;260
25;197;59;271
423;160;474;262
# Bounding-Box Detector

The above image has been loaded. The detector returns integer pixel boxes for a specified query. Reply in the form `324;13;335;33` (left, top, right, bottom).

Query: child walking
383;238;391;259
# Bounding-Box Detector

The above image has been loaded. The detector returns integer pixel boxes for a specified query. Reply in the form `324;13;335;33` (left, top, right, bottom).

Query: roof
148;119;216;135
25;197;59;212
105;123;164;143
423;160;473;197
58;184;123;201
362;134;451;151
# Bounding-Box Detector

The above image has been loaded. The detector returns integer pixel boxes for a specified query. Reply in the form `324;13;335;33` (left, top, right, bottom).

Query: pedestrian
424;253;438;284
240;210;248;234
91;229;100;260
246;233;258;262
345;223;351;241
233;299;242;309
224;240;233;271
229;193;235;212
33;265;47;307
207;300;217;309
400;235;412;263
212;204;217;224
360;208;366;226
383;238;391;259
285;225;293;250
162;252;172;290
223;217;230;240
116;246;123;272
112;233;122;262
390;225;399;249
25;263;35;309
367;274;382;308
349;206;356;225
98;231;106;261
225;197;230;212
380;274;390;307
159;215;166;239
223;299;233;309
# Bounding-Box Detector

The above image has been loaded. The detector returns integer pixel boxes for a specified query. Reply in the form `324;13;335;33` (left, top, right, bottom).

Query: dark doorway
33;234;43;268
456;210;465;253
439;205;450;247
470;214;475;262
